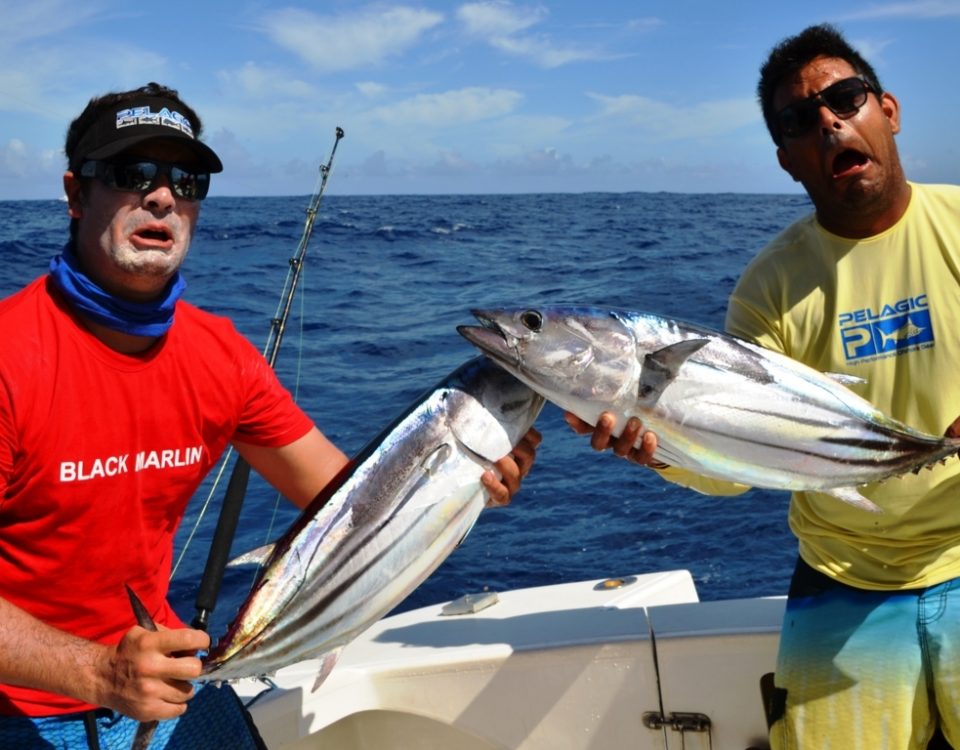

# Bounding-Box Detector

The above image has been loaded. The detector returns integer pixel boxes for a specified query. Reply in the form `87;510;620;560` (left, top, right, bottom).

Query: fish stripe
267;465;480;656
680;419;945;472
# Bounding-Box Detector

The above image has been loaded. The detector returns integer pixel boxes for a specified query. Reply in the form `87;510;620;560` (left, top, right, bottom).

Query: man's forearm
0;595;106;707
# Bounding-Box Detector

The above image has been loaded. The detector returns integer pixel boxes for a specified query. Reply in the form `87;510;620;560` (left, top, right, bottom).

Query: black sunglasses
79;159;211;201
775;77;875;140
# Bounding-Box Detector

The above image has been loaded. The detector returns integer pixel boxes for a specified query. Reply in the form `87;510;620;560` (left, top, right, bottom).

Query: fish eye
520;310;543;332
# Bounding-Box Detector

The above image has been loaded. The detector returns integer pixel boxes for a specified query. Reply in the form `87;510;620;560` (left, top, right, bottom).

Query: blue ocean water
0;192;812;639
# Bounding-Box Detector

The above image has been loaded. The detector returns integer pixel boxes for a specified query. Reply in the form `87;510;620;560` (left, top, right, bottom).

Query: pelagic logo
116;106;194;138
839;294;934;363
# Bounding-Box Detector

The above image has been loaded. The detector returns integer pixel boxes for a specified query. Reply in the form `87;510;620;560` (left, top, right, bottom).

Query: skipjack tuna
127;356;542;748
207;355;539;681
459;306;960;512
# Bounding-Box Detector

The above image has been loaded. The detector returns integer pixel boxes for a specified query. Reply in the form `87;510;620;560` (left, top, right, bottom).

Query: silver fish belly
199;355;543;682
458;306;960;511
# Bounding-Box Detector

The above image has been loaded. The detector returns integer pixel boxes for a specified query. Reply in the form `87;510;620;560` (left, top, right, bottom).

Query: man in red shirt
0;82;540;748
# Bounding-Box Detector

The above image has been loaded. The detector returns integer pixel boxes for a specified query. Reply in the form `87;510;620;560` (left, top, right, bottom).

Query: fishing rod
190;126;345;632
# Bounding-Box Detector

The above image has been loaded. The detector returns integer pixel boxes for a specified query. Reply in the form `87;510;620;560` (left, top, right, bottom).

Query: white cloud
456;1;605;68
849;36;894;65
587;93;759;140
356;81;388;98
1;139;29;172
624;17;664;32
838;0;960;20
487;34;598;67
261;5;444;72
0;0;103;45
0;72;56;117
372;87;522;127
217;62;317;99
1;138;60;182
457;1;546;36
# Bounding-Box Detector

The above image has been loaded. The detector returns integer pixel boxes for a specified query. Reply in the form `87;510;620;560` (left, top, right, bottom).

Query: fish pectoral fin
451;416;512;462
400;443;456;512
227;543;277;569
638;339;710;404
824;372;867;386
824;486;883;513
454;513;482;549
311;647;344;692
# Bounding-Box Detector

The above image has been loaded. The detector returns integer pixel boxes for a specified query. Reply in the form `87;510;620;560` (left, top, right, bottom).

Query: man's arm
233;427;350;510
0;596;208;720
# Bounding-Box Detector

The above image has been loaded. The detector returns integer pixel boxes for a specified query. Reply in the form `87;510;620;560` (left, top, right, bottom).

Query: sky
1;0;959;199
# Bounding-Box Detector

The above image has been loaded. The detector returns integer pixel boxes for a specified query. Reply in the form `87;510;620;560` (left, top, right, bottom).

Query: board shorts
0;682;266;749
770;559;960;750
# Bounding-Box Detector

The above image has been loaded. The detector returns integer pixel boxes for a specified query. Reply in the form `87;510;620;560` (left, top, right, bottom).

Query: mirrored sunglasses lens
115;162;159;191
170;168;209;200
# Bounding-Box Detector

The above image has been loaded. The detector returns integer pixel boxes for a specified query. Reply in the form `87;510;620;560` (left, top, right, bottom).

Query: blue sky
2;0;958;199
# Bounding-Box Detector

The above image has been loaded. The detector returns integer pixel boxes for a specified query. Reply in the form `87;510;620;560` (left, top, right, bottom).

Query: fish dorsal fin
638;339;710;405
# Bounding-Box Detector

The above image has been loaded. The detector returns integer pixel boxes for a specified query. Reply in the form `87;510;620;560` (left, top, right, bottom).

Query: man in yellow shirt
569;23;960;749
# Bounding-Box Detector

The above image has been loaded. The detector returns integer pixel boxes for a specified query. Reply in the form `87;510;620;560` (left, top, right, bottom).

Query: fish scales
218;406;470;670
458;306;960;511
196;355;543;682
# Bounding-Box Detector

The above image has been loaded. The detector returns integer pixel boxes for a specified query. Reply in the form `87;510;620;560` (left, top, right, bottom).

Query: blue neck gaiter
48;242;186;337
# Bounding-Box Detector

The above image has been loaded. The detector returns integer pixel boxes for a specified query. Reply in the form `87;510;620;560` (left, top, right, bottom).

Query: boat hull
233;570;782;750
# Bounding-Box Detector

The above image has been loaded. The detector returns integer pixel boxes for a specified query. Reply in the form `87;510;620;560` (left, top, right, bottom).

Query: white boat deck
234;570;784;749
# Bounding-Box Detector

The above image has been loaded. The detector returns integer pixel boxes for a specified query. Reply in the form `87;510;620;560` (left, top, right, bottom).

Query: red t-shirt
0;277;314;715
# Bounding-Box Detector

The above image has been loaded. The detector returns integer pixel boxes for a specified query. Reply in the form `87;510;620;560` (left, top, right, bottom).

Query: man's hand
482;427;542;507
564;411;664;467
94;625;210;721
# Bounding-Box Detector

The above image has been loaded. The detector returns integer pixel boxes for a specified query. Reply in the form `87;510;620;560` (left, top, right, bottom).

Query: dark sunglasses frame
79;159;211;201
775;76;875;140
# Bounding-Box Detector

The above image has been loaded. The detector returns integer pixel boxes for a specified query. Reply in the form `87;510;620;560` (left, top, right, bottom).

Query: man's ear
63;172;84;218
776;147;800;182
879;91;901;135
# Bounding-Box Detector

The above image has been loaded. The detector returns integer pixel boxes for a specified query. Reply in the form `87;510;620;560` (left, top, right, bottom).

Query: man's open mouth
832;149;869;178
132;225;174;245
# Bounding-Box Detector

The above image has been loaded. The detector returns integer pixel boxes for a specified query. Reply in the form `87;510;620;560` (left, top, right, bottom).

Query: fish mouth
457;310;520;368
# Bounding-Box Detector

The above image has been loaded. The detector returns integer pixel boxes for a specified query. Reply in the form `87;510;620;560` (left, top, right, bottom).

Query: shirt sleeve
232;335;315;447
